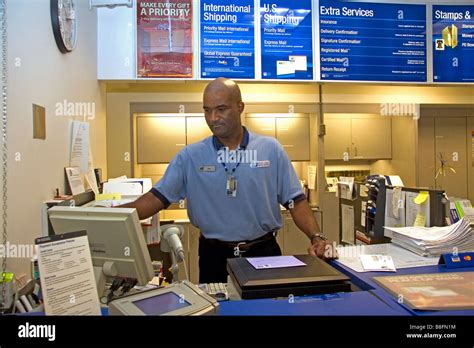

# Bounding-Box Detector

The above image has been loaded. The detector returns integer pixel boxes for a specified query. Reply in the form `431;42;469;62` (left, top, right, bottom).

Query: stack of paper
462;207;474;226
384;218;474;257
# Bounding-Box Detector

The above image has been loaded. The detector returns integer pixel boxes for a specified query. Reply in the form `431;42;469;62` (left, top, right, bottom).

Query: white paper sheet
103;182;143;196
307;165;316;190
360;254;396;272
385;188;406;227
326;177;338;192
339;177;355;200
405;191;430;227
341;204;355;244
36;231;101;315
108;175;128;182
65;167;85;195
70;121;89;173
361;201;367;228
84;147;99;194
336;243;440;273
386;175;404;187
112;178;153;193
246;256;306;269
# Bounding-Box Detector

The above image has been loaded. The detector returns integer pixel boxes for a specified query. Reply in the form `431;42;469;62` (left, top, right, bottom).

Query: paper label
36;231;101;315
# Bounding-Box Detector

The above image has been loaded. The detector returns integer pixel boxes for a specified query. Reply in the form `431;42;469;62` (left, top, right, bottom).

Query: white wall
4;0;106;277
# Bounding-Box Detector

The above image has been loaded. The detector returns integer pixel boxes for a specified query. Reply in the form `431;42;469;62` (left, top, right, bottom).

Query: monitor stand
93;261;118;299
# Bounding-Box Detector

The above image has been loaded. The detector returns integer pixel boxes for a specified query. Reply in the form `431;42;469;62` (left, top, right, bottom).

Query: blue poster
433;5;474;83
260;0;314;80
319;0;427;82
200;0;255;79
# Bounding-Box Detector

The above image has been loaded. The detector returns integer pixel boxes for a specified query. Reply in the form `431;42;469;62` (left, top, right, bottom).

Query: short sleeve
152;150;187;206
275;142;304;207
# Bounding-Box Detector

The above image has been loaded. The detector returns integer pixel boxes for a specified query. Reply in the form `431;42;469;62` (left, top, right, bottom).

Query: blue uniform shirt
151;127;304;242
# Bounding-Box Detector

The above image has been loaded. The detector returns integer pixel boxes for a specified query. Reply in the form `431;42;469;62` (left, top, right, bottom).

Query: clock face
51;0;77;53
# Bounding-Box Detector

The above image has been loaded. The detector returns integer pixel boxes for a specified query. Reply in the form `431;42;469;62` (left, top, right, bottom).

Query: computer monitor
48;206;154;296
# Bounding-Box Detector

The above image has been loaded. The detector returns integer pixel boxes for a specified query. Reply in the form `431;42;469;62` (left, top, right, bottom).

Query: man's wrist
309;232;327;244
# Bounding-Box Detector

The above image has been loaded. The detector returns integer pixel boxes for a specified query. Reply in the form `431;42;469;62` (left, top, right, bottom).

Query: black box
227;255;351;300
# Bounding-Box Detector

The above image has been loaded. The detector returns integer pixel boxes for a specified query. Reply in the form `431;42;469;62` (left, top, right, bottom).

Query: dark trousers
198;235;282;283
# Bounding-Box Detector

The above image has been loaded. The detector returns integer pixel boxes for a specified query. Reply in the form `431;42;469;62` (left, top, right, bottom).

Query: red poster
137;0;193;78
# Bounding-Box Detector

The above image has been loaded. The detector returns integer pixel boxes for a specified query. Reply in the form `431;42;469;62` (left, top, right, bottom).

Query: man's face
203;87;243;139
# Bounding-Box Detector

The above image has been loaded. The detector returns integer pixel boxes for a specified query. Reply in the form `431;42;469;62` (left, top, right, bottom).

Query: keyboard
199;283;229;301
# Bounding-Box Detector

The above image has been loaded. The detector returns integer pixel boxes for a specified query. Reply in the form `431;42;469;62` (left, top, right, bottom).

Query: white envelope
289;55;307;71
276;60;295;76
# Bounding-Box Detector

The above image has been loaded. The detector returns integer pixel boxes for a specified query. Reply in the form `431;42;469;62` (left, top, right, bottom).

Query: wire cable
0;0;9;313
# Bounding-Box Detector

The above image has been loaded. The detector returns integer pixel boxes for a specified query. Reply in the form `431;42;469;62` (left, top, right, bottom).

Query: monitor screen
48;207;154;293
132;292;190;315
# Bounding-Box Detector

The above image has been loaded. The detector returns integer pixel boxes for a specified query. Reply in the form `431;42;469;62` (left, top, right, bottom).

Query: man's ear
238;101;245;114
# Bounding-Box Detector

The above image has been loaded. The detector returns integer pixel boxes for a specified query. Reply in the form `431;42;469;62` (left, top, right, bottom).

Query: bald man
122;78;330;283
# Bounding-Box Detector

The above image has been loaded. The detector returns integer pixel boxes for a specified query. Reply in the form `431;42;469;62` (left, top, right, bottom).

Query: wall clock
51;0;77;53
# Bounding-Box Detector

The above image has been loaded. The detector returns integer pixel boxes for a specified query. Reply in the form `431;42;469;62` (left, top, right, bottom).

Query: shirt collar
212;126;249;151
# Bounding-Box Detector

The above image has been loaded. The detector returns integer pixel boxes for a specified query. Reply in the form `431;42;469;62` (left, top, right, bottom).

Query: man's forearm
290;199;332;259
289;199;321;241
119;192;165;220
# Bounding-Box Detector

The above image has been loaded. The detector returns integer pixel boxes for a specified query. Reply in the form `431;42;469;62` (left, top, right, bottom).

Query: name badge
250;160;270;168
199;165;216;172
226;175;237;198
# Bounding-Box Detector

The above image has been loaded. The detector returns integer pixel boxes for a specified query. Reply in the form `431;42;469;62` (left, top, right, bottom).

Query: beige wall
321;84;474;104
371;117;418;187
418;106;474;202
4;1;107;277
107;83;473;184
106;83;320;178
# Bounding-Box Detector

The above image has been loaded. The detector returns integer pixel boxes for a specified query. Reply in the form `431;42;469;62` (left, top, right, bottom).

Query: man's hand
308;239;336;261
